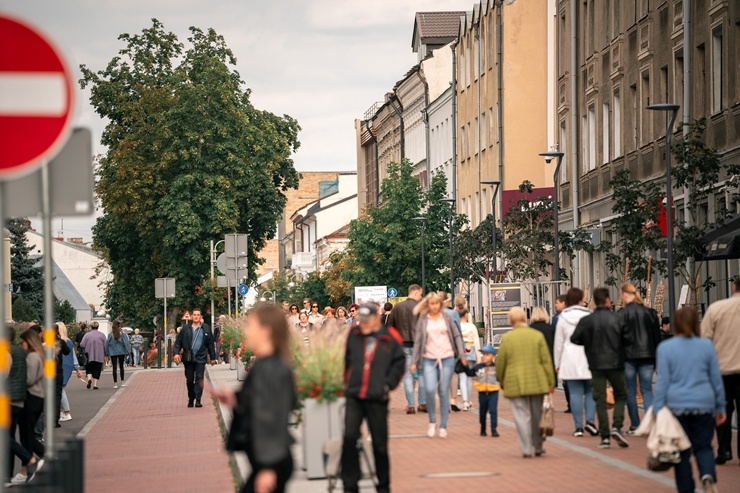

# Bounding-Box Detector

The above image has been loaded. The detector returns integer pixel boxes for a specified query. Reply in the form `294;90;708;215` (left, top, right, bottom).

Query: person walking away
463;344;500;437
571;288;631;449
18;330;46;462
554;288;597;438
551;295;571;413
619;282;661;433
459;308;481;411
106;321;131;389
341;303;405;493
211;303;297;493
654;307;726;493
410;292;466;438
701;276;740;466
496;307;555;458
57;322;80;422
386;284;425;414
173;309;217;407
80;321;107;389
530;307;555;366
131;328;144;366
380;302;393;326
51;324;71;428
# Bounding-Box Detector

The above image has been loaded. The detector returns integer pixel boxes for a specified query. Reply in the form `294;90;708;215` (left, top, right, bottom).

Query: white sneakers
427;424;436;438
113;384;118;389
121;382;126;387
59;412;71;422
438;428;448;439
9;473;27;485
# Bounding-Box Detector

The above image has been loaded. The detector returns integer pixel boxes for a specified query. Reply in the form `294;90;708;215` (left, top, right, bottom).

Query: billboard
354;286;388;305
489;283;522;345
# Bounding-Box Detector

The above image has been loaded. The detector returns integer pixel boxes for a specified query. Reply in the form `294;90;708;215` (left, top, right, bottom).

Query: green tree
5;218;44;316
261;270;299;305
81;20;300;328
598;169;666;292
293;272;329;309
54;299;76;325
347;160;462;293
453;215;496;298
320;251;355;306
671;120;740;303
12;297;39;323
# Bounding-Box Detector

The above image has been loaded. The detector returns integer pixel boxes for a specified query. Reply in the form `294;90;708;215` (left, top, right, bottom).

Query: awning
699;215;740;261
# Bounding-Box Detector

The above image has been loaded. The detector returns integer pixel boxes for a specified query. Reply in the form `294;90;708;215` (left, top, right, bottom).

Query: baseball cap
356;304;378;322
480;344;497;355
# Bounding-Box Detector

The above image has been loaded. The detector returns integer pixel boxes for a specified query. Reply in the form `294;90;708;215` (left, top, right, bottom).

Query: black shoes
610;428;630;448
86;380;92;390
598;438;611;449
714;451;732;465
195;400;203;408
491;429;499;437
480;425;487;437
187;399;194;408
584;422;599;436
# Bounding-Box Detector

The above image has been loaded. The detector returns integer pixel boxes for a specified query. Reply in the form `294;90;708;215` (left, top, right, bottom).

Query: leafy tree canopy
12;297;39;323
5;218;44;316
81;20;300;328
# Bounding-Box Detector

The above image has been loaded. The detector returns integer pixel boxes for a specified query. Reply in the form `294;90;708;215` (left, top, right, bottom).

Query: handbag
606;383;615;410
539;394;555;437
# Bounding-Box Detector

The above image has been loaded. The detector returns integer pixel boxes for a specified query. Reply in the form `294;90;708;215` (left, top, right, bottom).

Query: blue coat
106;332;131;357
62;339;76;385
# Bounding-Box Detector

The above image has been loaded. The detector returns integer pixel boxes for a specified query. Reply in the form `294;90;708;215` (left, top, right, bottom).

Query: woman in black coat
530;306;555;365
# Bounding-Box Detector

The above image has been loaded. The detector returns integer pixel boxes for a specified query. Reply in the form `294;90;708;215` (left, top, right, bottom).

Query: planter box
229;358;237;370
236;361;248;381
301;397;345;479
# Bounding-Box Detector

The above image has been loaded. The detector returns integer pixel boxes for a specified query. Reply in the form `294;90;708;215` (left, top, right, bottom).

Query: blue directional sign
238;284;249;296
387;287;398;298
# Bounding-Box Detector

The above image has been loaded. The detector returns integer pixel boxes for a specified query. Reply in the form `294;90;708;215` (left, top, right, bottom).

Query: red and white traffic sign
0;15;75;180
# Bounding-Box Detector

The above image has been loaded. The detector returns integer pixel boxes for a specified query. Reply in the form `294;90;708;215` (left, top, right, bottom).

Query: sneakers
438;428;448;438
9;473;27;485
610;428;630;448
598;438;611;449
584;422;599;436
701;474;718;493
573;428;584;437
60;412;71;422
406;406;416;415
626;426;638;435
427;423;436;438
121;382;126;387
113;384;118;389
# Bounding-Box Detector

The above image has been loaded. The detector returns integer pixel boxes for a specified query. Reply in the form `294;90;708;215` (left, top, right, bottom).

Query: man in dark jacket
618;282;661;432
385;283;425;414
571;288;632;449
342;303;405;493
173;309;217;408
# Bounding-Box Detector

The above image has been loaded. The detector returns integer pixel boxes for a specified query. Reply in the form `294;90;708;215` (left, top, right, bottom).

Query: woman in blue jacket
57;323;81;422
106;321;131;389
653;307;726;493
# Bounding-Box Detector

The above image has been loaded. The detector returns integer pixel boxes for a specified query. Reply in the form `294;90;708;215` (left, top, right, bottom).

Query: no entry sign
0;15;75;179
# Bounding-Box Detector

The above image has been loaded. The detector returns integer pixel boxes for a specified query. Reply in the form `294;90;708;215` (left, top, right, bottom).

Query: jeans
132;346;141;365
20;394;45;459
423;357;455;429
184;362;206;402
341;397;389;493
478;391;499;431
624;360;654;428
61;387;70;412
459;371;473;403
591;369;628;439
717;373;740;458
509;395;545;455
402;347;425;407
566;379;596;429
674;413;717;493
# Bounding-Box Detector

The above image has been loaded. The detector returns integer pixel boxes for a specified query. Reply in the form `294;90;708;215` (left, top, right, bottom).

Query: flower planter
236;361;248;381
301;397;345;479
229;358;237;370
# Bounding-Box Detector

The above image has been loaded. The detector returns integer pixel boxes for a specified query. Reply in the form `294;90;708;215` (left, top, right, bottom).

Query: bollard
142;340;148;369
167;339;172;368
157;340;162;369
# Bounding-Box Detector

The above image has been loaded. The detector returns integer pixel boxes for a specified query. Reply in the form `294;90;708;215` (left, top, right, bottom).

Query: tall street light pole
412;217;427;294
647;103;680;331
539;151;565;284
440;198;456;298
481;181;501;330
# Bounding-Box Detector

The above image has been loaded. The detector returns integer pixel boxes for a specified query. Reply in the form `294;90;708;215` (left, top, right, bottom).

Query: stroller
323;402;377;492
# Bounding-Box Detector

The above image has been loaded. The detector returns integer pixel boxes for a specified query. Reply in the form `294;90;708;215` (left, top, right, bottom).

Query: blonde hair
413;292;446;317
508;306;527;327
530;306;550;324
620;283;644;305
56;321;69;341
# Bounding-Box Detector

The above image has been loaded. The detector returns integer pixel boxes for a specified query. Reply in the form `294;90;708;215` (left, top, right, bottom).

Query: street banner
354;286;387;305
489;283;522;345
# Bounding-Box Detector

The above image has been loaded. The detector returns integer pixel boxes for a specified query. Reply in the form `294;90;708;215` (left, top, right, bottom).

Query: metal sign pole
0;182;9;490
41;161;56;457
210;240;215;331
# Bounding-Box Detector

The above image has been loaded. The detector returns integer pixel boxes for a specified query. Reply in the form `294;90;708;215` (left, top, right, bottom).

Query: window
629;84;637;151
559;13;567;75
638;0;648;19
467;196;473;220
460;125;466;161
613;90;622;158
660;66;669;104
581;114;588;173
482;188;488;219
487;15;494;70
614;0;620;38
481;112;487;150
466;123;471;158
606;0;612;45
466;42;471;88
475;191;480;226
462;197;467;219
588;105;596;171
712;27;723;114
588;0;595;54
489;108;495;146
696;44;706;117
559;121;568;182
674;51;684;109
474;33;480;81
641;71;651;144
459;51;465;89
474;117;479;154
602;103;610;165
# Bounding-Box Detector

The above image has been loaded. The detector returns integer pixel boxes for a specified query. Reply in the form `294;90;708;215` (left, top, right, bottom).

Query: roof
51;260;90;312
412;11;465;50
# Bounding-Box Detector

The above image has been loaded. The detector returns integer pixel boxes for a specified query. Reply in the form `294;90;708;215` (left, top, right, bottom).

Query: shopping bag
539;394;555;437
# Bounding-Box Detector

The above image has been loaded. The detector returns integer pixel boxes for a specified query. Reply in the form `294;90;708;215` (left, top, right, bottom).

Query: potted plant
292;327;347;479
220;319;242;370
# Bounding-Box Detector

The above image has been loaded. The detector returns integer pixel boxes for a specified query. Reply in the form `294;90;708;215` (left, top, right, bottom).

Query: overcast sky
1;0;472;241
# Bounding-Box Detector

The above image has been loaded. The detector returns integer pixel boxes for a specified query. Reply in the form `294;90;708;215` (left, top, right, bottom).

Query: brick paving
83;368;235;492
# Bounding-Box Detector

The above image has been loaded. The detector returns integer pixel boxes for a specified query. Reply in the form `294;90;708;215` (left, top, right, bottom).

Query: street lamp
259;289;277;303
647;103;680;331
539;151;565;283
440;198;455;298
412;217;427;294
481;181;501;330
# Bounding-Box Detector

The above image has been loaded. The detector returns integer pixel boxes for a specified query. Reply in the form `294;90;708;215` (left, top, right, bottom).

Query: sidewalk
82;368;234;492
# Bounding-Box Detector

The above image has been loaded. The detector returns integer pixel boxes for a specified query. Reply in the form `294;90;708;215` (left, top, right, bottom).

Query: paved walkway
82;364;740;493
82;368;234;492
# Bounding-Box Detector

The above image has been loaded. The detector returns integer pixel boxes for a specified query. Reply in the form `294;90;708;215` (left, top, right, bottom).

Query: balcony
291;252;316;274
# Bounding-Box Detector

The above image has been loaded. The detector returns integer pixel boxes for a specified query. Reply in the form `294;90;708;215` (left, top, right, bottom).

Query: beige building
456;0;552;229
555;0;740;302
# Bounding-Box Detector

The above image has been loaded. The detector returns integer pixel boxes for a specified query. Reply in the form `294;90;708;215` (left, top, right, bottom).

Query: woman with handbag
211;303;296;493
409;292;466;439
496;307;555;458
